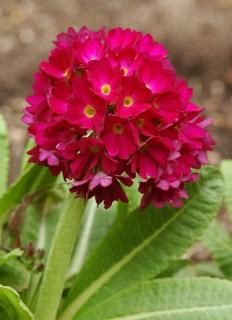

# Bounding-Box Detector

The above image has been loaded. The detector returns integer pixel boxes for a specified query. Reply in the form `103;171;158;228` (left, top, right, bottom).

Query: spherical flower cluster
23;26;214;209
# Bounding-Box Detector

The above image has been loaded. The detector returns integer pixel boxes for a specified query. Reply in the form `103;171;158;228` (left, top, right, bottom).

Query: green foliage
0;164;56;233
204;221;232;279
221;160;232;218
0;114;9;197
0;260;29;293
75;278;232;320
0;285;33;319
0;249;29;293
21;198;62;256
69;200;117;278
0;248;23;266
60;166;223;320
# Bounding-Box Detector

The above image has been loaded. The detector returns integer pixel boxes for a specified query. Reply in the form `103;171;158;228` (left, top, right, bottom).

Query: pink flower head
23;26;214;210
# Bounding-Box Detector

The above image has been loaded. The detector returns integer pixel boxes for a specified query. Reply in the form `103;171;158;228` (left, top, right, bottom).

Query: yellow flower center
123;96;133;108
101;84;111;96
84;105;96;118
113;123;123;134
122;67;128;76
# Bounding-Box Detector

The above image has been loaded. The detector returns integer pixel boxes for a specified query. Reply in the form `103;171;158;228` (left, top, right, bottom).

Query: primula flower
101;115;139;160
116;76;151;117
129;137;172;179
23;26;214;209
87;58;123;102
70;172;133;209
108;48;142;77
66;78;107;133
138;58;174;94
40;47;74;80
69;138;117;180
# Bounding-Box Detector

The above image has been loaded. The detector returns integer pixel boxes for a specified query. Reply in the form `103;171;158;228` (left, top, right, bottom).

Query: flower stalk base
34;194;86;320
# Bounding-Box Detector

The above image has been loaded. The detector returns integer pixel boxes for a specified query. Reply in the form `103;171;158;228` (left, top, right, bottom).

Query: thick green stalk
34;194;86;320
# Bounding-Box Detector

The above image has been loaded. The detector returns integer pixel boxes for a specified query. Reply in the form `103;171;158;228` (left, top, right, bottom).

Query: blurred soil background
0;0;232;181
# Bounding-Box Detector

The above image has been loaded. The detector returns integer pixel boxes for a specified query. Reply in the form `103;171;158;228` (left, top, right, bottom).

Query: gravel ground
0;0;232;179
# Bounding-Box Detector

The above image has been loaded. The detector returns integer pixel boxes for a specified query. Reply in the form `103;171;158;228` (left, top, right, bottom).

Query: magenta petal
48;96;69;114
48;154;59;166
40;62;65;79
157;180;169;190
99;175;113;187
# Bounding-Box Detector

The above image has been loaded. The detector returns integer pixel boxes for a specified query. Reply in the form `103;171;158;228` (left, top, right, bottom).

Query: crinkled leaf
221;160;232;218
0;285;33;319
75;278;232;320
60;166;223;320
203;221;232;279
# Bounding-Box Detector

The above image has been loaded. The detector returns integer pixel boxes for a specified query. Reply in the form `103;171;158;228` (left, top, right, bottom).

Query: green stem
34;194;86;320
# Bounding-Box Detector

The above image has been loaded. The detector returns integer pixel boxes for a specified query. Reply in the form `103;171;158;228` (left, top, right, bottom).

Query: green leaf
0;285;33;319
21;201;60;255
69;200;117;278
0;249;23;267
203;221;232;279
221;160;232;218
75;278;232;320
0;164;56;230
0;260;29;293
173;261;224;279
158;260;189;278
60;166;223;320
0;249;28;293
0;114;9;197
21;205;41;248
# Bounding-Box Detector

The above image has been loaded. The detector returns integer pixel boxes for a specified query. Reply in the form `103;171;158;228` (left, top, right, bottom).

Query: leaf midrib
60;193;197;320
